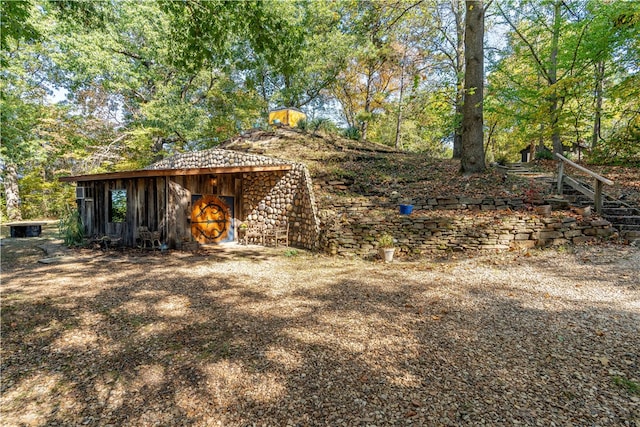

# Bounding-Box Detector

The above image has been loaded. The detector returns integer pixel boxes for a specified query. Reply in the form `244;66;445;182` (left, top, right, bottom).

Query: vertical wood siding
77;173;245;248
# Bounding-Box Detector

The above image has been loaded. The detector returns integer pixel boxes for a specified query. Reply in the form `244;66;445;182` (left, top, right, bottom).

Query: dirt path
1;230;639;426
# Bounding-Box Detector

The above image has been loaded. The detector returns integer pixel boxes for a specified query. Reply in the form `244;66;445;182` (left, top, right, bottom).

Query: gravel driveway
1;242;639;426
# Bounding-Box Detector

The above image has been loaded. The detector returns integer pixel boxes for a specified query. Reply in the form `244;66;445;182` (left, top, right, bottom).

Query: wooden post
594;179;603;214
557;161;565;195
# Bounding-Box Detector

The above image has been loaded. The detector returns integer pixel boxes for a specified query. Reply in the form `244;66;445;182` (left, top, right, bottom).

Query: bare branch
495;1;550;81
383;0;425;33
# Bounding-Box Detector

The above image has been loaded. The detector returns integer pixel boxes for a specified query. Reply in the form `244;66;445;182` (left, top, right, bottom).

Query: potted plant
237;222;248;239
378;233;396;263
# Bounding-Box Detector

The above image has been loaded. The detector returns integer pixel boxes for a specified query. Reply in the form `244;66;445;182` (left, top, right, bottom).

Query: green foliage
310;118;336;135
283;249;299;258
58;208;84;246
0;0;40;54
18;171;74;219
377;233;394;248
495;156;509;166
297;117;336;135
343;126;361;141
296;119;308;131
109;190;127;223
366;90;453;156
487;0;640;163
535;150;554;161
612;376;640;395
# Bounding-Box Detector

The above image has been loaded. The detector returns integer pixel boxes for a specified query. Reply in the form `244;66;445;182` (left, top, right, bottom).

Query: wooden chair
242;223;265;246
274;223;289;247
138;226;161;249
264;224;289;247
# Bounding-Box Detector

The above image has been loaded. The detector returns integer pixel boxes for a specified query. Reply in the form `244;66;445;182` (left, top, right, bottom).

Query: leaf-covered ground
222;129;640;209
222;129;535;206
1;228;639;426
532;160;640;205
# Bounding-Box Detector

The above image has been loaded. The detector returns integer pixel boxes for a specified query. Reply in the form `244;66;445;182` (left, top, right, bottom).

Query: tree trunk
3;163;22;221
453;102;463;158
361;66;375;141
549;0;563;155
394;45;407;150
452;0;465;159
460;0;485;174
592;60;604;149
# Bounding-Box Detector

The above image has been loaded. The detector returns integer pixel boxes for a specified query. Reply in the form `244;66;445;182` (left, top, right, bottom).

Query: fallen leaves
1;240;639;426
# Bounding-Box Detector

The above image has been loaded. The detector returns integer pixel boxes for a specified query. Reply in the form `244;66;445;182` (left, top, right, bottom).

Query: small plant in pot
378;233;396;263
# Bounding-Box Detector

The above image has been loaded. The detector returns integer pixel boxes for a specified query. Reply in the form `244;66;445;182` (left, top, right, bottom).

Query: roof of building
269;107;305;113
60;148;293;182
145;147;291;170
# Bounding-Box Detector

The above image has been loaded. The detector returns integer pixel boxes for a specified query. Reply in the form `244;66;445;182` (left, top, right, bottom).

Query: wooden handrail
555;154;613;185
555;153;613;214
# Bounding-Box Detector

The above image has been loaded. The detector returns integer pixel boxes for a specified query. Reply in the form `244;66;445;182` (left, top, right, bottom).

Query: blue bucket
399;204;414;215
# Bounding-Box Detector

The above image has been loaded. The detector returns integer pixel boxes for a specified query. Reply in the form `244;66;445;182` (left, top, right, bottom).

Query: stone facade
146;147;320;249
146;148;291;169
242;165;320;249
319;199;615;258
144;148;614;256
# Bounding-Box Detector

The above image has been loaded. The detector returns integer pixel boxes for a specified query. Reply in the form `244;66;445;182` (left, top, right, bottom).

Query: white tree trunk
3;163;22;221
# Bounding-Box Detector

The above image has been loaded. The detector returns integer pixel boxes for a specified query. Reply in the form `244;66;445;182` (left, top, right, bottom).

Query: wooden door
190;195;231;244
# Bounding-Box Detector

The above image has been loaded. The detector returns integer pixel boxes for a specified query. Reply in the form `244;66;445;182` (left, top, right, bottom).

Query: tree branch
384;0;425;34
109;48;152;68
496;1;550;81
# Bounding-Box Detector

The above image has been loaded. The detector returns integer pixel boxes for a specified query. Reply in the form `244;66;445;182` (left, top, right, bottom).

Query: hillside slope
220;128;534;208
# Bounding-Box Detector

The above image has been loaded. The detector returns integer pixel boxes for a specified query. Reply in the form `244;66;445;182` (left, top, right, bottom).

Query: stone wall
242;164;320;249
146;146;321;249
147;147;290;170
316;194;528;211
319;200;615;258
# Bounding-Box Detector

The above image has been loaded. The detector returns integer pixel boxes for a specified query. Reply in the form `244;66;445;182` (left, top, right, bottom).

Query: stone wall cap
146;147;293;170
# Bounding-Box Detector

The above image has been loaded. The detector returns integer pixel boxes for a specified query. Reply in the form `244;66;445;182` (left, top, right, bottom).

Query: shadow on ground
1;230;639;426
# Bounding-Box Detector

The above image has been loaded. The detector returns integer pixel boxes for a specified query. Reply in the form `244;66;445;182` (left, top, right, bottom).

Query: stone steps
558;182;640;242
601;215;640;225
500;165;554;179
617;224;640;231
602;207;635;216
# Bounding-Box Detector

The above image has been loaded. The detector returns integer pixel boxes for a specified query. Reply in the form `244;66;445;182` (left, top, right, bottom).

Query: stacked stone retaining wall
319;198;615;258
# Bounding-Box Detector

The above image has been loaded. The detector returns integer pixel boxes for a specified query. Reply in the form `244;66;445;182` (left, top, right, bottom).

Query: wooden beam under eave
59;164;293;182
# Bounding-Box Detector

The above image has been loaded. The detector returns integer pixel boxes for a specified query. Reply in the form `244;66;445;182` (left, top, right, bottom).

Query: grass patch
283;249;299;258
613;376;640;395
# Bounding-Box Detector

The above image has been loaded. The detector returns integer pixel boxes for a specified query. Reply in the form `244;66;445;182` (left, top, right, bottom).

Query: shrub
496;156;509;166
58;208;84;246
343;126;361;141
296;119;308;131
310;118;336;135
535;149;554;160
377;233;394;248
283;249;299;257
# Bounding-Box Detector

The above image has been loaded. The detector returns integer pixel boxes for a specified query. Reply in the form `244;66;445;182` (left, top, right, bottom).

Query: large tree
460;0;486;173
488;0;639;162
496;0;590;154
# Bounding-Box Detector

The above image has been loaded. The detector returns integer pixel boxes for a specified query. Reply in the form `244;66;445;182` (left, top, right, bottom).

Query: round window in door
190;195;231;244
